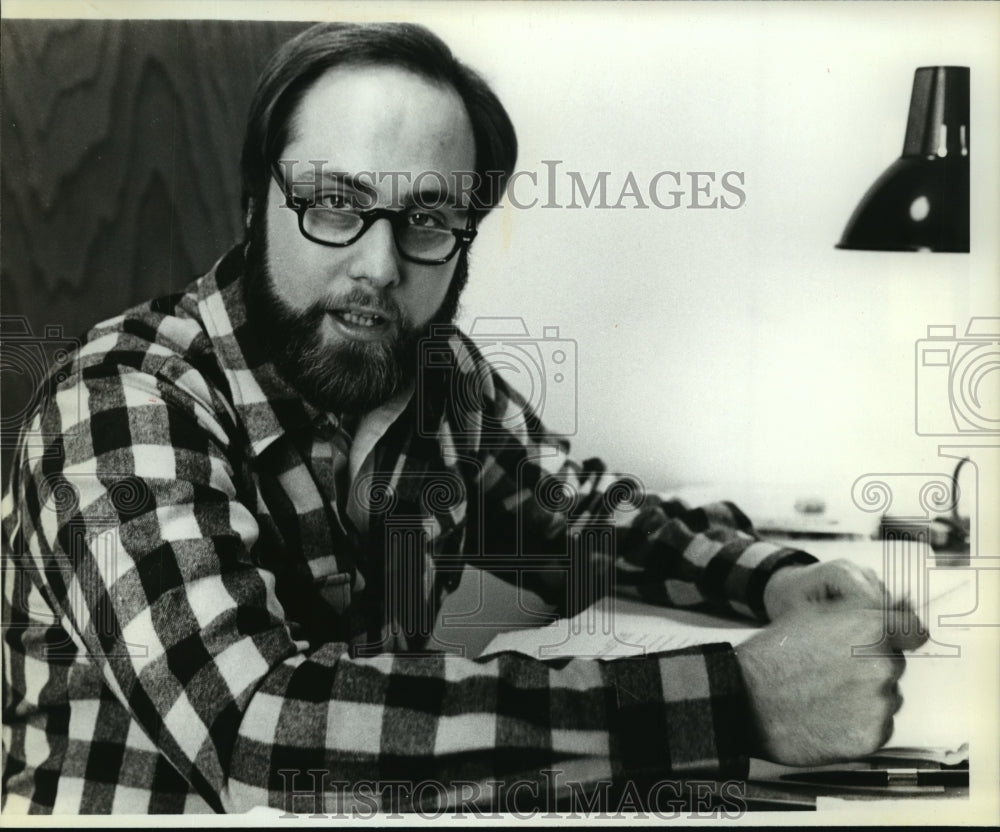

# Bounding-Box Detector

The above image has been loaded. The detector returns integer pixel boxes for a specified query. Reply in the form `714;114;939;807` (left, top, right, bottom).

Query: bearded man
1;22;920;815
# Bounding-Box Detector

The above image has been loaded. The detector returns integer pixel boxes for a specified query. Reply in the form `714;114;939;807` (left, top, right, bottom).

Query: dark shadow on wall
1;18;311;478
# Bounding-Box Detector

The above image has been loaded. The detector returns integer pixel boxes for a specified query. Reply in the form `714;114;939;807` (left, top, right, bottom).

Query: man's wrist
759;548;820;621
729;641;766;762
762;563;802;621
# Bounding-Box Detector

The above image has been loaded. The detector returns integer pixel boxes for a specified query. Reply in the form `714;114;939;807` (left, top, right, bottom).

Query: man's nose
345;218;401;289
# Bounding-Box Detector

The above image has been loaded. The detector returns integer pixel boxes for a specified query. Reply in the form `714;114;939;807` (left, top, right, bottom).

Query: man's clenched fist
736;606;927;766
763;559;888;620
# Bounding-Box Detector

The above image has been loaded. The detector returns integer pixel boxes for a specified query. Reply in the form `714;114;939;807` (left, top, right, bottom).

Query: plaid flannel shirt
2;245;817;814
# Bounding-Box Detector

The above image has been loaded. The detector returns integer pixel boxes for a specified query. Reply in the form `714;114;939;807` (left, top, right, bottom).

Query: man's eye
317;192;352;210
406;212;447;229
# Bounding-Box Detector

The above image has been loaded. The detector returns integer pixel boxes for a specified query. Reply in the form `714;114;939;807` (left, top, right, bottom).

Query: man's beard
243;212;467;415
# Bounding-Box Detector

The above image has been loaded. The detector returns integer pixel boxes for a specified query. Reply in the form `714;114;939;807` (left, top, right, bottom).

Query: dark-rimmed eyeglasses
270;164;477;265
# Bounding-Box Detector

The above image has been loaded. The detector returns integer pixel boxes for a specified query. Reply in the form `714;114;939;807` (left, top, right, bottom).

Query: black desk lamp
837;66;969;253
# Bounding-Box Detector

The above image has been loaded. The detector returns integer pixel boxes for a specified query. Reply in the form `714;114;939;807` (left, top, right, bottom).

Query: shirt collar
347;379;414;481
196;246;326;459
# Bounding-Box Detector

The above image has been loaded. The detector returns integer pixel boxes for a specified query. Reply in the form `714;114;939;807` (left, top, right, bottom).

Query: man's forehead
285;65;476;185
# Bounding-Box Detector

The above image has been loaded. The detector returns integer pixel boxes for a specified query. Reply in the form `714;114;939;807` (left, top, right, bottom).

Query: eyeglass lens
302;208;459;259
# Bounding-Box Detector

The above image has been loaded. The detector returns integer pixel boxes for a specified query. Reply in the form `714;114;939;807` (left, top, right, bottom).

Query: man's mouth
325;306;396;340
335;309;387;328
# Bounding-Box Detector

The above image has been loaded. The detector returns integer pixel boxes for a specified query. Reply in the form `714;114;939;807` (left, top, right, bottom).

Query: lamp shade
837;66;969;253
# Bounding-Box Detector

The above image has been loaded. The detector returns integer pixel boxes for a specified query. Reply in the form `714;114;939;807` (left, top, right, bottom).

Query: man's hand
763;559;887;621
736;606;928;766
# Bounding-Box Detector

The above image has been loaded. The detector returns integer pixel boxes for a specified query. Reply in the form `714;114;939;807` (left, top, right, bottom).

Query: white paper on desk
479;573;976;752
479;597;757;660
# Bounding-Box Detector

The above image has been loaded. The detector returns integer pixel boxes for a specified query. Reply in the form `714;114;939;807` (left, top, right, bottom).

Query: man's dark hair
240;21;518;229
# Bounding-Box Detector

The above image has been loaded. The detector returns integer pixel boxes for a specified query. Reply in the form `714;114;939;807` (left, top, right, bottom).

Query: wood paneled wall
1;19;310;474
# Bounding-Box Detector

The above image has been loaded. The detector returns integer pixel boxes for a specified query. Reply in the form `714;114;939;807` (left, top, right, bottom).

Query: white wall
418;2;999;519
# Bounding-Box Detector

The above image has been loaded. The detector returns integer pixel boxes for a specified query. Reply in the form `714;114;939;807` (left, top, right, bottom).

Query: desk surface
437;537;978;814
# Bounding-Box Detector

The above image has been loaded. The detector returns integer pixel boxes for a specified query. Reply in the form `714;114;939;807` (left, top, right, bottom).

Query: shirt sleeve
466;366;819;623
3;343;754;814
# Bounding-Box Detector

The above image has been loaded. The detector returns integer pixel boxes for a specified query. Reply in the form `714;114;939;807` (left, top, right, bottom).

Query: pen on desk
780;769;968;788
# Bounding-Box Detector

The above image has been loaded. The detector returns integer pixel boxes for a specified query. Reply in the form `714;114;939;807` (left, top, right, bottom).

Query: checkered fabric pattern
2;246;817;813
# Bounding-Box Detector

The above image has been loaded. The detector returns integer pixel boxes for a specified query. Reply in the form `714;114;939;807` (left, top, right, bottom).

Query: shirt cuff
744;545;819;622
604;643;752;781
